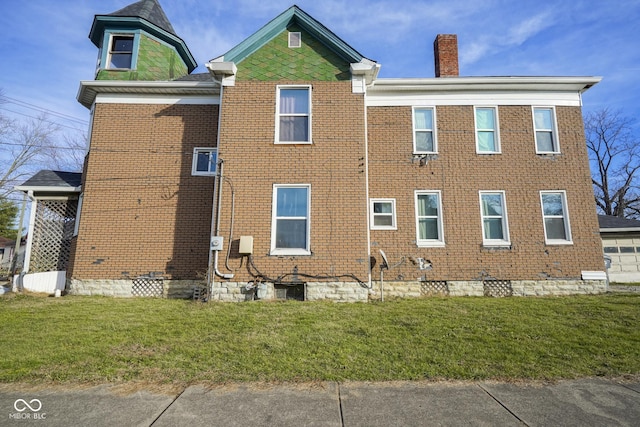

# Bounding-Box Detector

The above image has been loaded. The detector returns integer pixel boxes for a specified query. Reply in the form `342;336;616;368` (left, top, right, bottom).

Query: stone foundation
67;279;203;299
67;278;607;301
376;279;607;299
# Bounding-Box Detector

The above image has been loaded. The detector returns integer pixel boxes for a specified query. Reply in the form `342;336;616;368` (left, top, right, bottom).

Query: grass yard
0;293;639;386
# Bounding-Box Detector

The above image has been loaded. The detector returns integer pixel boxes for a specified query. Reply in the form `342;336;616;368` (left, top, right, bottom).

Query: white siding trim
95;94;220;105
366;92;583;107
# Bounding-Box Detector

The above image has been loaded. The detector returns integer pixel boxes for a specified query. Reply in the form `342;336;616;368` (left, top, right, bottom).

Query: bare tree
0;90;85;198
585;108;640;218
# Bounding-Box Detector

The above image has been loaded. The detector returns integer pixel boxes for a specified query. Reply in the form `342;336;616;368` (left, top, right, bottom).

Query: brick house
61;0;606;299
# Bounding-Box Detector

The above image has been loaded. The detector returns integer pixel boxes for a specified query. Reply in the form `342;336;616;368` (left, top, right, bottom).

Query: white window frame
479;191;510;246
288;32;302;48
275;85;312;145
412;107;437;154
415;190;444;247
271;184;311;256
106;33;135;70
540;190;573;245
191;147;218;176
533;106;560;154
370;198;397;230
474;106;501;154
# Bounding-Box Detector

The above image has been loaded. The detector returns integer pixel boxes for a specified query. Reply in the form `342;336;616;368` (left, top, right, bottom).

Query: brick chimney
434;34;459;77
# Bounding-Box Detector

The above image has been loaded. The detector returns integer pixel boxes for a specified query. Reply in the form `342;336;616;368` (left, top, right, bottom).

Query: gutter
368;76;602;93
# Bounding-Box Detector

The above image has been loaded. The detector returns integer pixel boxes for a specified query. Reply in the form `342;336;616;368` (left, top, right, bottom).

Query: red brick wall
434;34;459;77
69;103;218;280
368;104;603;281
215;81;370;283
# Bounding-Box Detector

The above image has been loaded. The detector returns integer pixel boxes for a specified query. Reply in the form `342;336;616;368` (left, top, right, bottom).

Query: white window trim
533;106;560;154
191;147;218;176
106;33;135;70
270;184;311;256
479;191;510;246
474;106;501;154
415;190;445;247
540;190;573;245
275;85;312;145
288;32;302;48
370;198;397;230
412;106;437;154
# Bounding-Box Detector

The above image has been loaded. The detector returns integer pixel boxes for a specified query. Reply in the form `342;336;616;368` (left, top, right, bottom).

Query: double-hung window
533;107;559;153
370;199;397;230
276;86;311;144
540;191;572;244
271;184;311;255
413;107;436;154
415;190;444;246
191;148;217;176
107;34;134;69
479;191;510;246
475;107;500;153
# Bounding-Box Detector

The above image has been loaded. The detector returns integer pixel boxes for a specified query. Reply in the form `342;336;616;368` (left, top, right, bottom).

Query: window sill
417;242;445;248
270;249;312;257
544;240;573;246
192;172;217;177
371;226;398;231
275;141;313;145
481;244;512;251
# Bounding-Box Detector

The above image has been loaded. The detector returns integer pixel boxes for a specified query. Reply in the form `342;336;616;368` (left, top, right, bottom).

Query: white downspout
207;83;234;300
363;84;372;290
214;159;233;280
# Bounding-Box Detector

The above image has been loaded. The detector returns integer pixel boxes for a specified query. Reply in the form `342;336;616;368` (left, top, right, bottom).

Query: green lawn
1;294;639;386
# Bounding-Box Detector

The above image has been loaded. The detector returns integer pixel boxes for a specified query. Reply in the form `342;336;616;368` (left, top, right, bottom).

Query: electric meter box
210;236;224;251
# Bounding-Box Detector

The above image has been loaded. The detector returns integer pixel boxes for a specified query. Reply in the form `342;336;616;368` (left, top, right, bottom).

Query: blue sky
1;0;639;137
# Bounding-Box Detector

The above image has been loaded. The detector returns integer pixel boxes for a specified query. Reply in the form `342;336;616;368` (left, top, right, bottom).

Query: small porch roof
14;170;82;197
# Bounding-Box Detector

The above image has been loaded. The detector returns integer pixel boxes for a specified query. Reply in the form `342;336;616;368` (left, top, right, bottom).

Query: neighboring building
0;236;25;272
599;215;640;283
30;0;607;299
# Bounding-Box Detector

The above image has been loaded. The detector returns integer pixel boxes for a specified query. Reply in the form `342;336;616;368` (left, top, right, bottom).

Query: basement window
289;32;302;48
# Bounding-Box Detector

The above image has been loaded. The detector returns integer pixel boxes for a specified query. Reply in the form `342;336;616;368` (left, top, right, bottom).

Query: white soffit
78;80;220;108
95;94;220;105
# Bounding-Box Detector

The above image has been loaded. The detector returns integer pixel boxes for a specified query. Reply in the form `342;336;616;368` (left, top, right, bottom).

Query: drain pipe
214;159;234;281
206;81;234;301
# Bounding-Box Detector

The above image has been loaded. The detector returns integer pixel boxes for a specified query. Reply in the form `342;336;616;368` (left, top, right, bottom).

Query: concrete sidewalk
1;378;638;426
